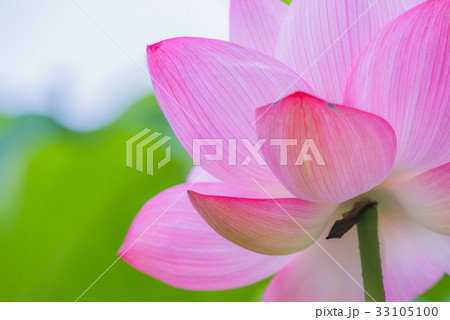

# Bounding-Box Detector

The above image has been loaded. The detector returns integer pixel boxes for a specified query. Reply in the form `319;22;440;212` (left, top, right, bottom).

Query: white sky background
0;0;229;131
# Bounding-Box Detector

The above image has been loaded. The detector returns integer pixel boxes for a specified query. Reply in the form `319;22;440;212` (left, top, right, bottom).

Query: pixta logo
192;138;325;166
126;129;172;176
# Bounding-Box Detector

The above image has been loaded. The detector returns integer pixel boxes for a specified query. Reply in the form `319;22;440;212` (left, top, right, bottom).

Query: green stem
356;205;386;302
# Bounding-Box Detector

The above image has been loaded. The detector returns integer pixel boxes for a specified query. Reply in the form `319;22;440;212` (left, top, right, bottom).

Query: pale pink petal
372;186;450;274
371;187;447;300
345;0;450;174
188;189;336;255
119;183;292;290
393;214;450;275
148;37;312;193
186;165;221;183
378;213;443;301
186;165;294;198
387;163;450;235
275;0;425;103
230;0;288;57
405;0;433;6
256;92;397;203
263;208;442;302
263;227;364;302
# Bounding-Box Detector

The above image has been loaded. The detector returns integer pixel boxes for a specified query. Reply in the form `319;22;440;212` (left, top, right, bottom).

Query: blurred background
0;0;448;301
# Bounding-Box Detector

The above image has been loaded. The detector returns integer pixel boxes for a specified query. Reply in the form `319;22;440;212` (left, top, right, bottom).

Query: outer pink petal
188;189;336;255
263;209;443;302
256;92;397;203
119;183;292;290
230;0;288;57
275;0;425;103
345;0;450;174
387;163;450;235
147;37;312;193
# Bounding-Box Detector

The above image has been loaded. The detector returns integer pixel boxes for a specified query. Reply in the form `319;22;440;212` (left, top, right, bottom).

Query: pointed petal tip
147;41;165;55
279;91;316;104
117;244;126;258
186;189;197;203
146;44;155;54
256;91;335;117
117;239;132;261
146;37;188;55
147;37;216;53
255;91;315;119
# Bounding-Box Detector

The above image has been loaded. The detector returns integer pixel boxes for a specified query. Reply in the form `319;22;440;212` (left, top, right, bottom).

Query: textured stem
357;206;386;302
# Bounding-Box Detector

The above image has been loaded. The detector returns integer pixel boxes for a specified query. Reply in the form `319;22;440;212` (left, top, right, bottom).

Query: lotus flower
120;0;449;301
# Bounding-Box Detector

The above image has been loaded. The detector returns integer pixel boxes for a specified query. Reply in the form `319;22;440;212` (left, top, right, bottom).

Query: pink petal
147;37;312;192
263;227;364;302
275;0;424;103
188;189;336;255
256;92;397;203
373;186;450;275
392;213;450;275
378;213;443;301
119;183;292;290
230;0;288;57
369;187;445;300
345;0;449;174
387;163;450;235
263;206;443;302
186;165;221;183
